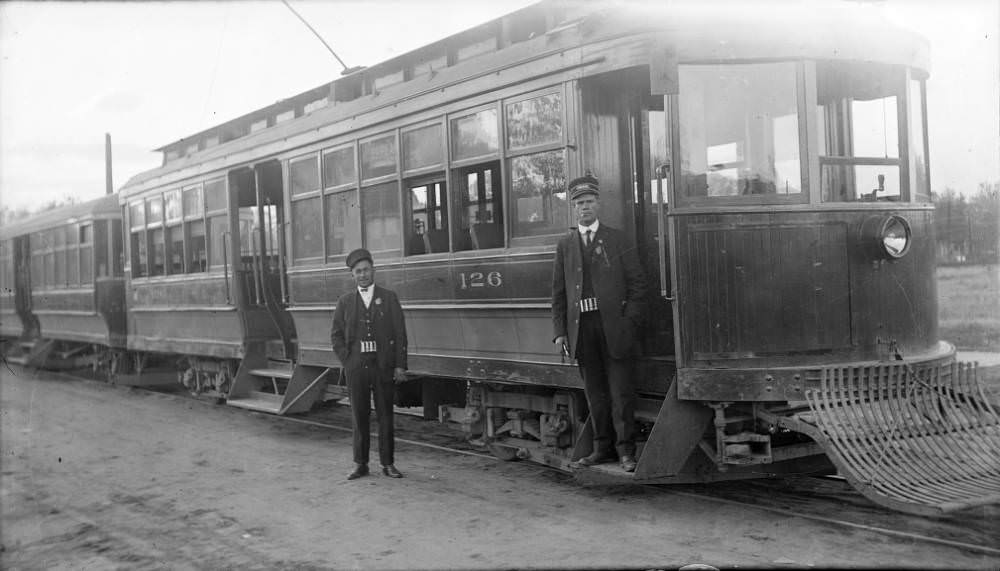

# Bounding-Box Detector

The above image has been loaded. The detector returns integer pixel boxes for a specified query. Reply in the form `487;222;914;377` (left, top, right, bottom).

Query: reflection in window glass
290;156;320;196
207;214;229;269
510;151;566;237
361;135;397;179
292;198;323;260
165;190;182;222
325;191;361;257
455;163;502;251
147;196;164;224
183;186;203;217
187;220;207;273
323;146;356;188
204;179;227;211
506;93;562;150
402;124;443;170
362;182;400;252
909;79;929;202
679;63;801;198
451;109;498;161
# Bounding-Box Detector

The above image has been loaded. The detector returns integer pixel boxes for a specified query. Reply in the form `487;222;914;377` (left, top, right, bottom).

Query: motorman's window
909;78;929;202
451;109;499;161
325;190;361;258
323;145;356;188
361;135;397;180
291;197;323;261
406;179;448;255
816;62;905;202
454;162;502;251
362;181;401;253
402;124;444;171
290;155;320;197
506;92;562;150
510;150;567;238
679;63;802;199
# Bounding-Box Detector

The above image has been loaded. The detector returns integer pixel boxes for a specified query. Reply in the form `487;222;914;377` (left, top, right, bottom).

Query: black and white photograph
1;0;998;568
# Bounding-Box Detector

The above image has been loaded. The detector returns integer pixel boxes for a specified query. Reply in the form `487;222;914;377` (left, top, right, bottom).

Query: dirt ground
2;366;998;570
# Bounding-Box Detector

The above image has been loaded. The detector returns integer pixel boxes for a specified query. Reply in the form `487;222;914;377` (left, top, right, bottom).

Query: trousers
347;356;395;466
576;311;636;457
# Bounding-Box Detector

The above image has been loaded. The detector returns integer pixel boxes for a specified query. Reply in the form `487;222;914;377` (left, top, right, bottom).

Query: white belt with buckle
361;340;377;353
579;297;599;313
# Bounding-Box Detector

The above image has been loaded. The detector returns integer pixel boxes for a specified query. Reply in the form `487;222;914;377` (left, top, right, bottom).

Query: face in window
572;193;600;226
351;259;375;289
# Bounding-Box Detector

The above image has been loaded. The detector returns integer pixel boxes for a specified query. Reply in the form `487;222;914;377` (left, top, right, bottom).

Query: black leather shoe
571;451;615;468
348;463;369;480
620;455;637;473
381;464;403;478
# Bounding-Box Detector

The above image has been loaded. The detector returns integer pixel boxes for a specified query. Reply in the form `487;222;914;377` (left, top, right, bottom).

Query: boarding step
19;341;35;350
249;366;293;380
226;391;284;414
6;355;29;365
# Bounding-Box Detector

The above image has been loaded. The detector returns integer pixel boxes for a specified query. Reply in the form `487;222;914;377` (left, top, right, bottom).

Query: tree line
934;181;999;265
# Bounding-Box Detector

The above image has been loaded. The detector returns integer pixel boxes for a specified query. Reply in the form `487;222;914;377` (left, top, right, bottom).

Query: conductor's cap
569;171;600;201
345;248;373;269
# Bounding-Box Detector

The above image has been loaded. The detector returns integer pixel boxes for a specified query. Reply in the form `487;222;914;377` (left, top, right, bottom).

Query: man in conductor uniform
332;248;408;480
552;173;647;472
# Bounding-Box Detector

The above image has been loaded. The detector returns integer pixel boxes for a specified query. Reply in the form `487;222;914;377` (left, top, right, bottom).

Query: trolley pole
105;133;114;195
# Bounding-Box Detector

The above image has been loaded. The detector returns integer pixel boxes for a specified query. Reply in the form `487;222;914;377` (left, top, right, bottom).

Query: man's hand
554;336;569;357
393;367;407;383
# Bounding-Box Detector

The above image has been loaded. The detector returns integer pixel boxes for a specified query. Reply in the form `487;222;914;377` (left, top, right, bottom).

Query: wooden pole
105;133;113;195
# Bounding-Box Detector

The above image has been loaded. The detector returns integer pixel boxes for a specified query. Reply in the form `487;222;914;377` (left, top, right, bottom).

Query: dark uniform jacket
331;285;408;371
552;223;647;359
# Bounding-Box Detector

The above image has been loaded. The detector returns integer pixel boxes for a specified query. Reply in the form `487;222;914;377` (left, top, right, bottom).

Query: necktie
585;230;592;247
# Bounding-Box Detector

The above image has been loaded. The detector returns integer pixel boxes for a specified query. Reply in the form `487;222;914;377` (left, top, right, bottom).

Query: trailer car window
678;63;802;199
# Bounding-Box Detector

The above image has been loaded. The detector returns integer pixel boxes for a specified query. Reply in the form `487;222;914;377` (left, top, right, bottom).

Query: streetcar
3;1;997;516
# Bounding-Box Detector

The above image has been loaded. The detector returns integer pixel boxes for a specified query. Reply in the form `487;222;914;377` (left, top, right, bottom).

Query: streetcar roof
0;193;121;240
120;0;928;200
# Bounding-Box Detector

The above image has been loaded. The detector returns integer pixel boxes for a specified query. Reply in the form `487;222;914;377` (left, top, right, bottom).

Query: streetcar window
130;231;147;278
325;190;361;258
183;186;203;218
361;181;401;253
166;225;184;274
909;78;930;202
149;228;165;276
506;92;562;150
164;189;182;223
54;248;65;286
816;61;905;202
80;241;93;284
204;178;227;212
291;197;323;261
451;109;499;161
95;221;109;278
207;214;229;270
129;202;145;229
323;145;356;188
66;224;79;246
290;155;320;197
67;246;79;285
454;162;503;251
147;196;163;225
510;150;567;238
44;251;54;287
406;180;448;255
186;220;207;273
402;124;444;171
360;135;398;180
679;63;802;199
112;220;124;277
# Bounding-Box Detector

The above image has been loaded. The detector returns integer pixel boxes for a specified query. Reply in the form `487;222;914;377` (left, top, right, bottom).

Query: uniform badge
375;298;382;306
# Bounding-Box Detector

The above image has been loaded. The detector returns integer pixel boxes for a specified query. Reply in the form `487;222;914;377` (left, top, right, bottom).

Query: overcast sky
1;0;997;213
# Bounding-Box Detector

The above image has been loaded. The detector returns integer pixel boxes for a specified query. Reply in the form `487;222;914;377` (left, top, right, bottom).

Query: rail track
22;364;1000;558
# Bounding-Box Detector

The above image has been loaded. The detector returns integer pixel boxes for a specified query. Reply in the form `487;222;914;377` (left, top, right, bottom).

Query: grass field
937;264;1000;351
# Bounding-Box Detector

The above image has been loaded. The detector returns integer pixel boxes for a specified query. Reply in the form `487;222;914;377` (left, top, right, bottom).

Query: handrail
655;163;672;301
249;226;263;306
278;220;289;304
